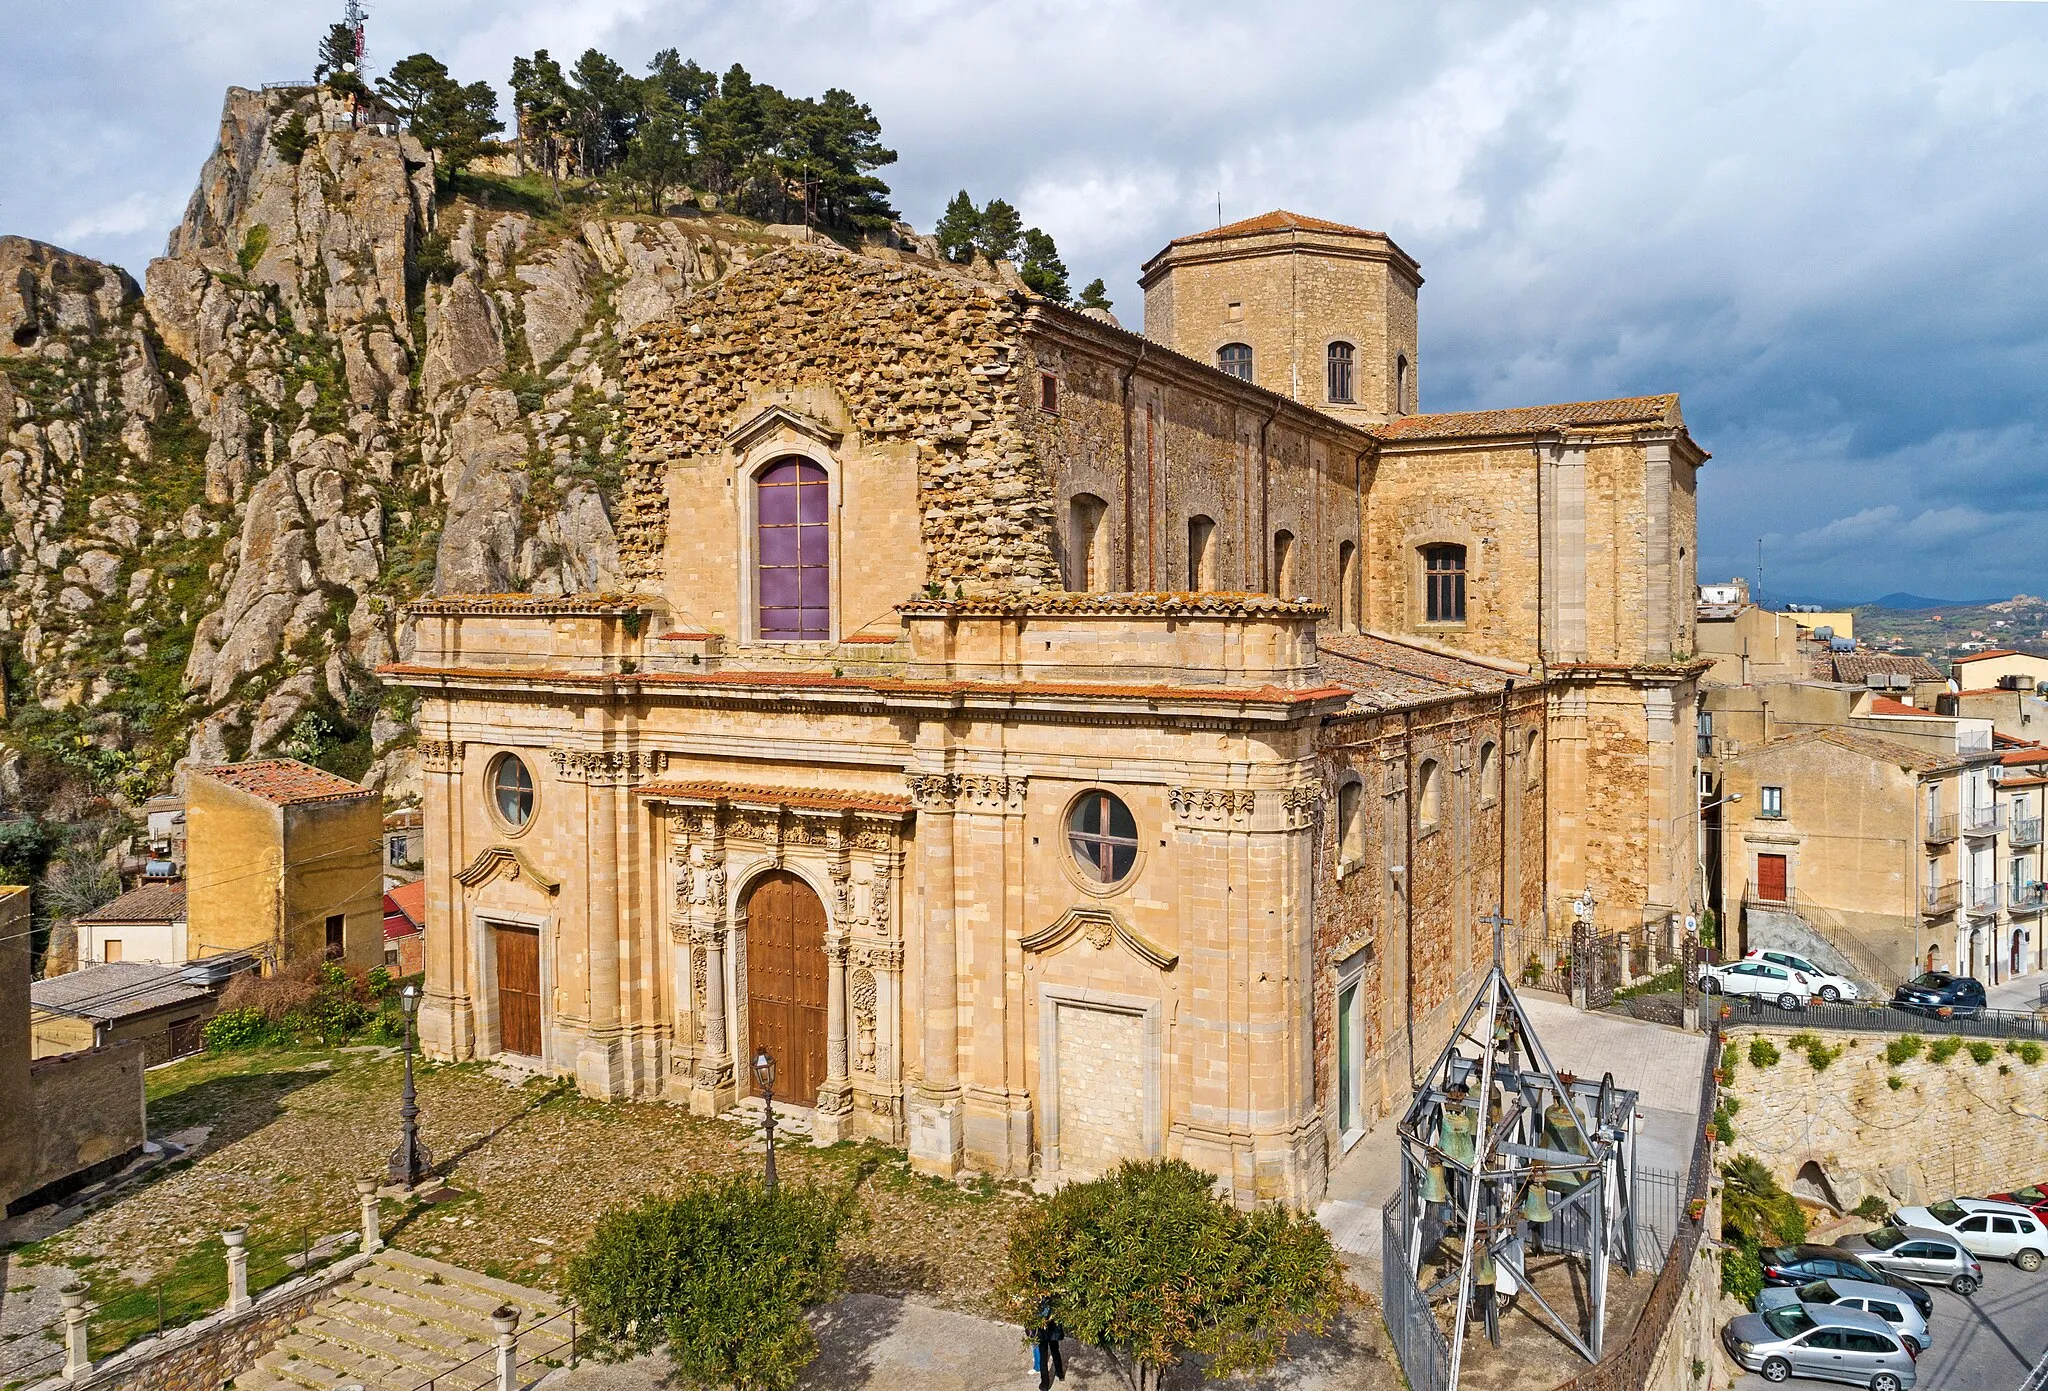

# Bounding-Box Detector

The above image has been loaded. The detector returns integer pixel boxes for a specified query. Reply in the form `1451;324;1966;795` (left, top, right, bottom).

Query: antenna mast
346;0;369;71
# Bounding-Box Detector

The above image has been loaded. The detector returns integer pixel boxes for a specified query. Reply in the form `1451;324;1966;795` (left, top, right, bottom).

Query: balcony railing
1923;880;1961;916
1925;813;1959;844
2010;886;2046;916
1959;729;1993;754
1969;883;2002;917
2012;817;2043;849
1963;804;2002;837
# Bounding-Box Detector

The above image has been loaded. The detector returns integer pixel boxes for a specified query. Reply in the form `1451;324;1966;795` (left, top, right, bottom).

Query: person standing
1034;1297;1066;1389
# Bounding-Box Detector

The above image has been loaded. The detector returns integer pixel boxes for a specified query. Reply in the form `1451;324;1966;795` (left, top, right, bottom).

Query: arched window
1395;354;1410;414
1338;780;1365;866
1422;543;1466;624
1338;540;1358;630
1417;758;1442;828
1273;529;1296;597
1187;516;1216;592
1524;727;1541;787
1069;493;1108;592
1218;342;1253;381
1478;741;1498;806
756;458;830;640
1327;342;1356;404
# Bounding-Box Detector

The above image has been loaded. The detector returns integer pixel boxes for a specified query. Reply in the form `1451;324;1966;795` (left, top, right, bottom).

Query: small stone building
74;880;188;965
389;211;1706;1204
185;759;385;971
30;959;216;1062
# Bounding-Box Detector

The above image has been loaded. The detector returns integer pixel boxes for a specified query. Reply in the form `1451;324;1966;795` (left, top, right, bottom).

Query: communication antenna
346;0;369;70
1217;191;1223;228
1756;537;1764;609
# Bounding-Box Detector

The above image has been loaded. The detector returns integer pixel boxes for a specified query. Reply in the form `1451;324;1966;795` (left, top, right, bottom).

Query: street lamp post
753;1048;778;1192
388;982;434;1189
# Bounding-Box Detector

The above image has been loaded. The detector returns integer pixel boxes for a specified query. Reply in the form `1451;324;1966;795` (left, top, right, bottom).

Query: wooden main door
1756;853;1788;904
495;924;542;1057
745;872;828;1105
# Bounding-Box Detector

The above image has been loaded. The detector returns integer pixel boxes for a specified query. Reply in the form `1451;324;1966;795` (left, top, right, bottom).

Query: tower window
1422;543;1466;624
1187;515;1216;592
1338;780;1365;866
1327;342;1356;404
1272;530;1296;597
1069;493;1108;592
1417;759;1443;829
756;457;832;640
1039;372;1059;413
1218;342;1253;381
1338;540;1358;629
1396;354;1410;413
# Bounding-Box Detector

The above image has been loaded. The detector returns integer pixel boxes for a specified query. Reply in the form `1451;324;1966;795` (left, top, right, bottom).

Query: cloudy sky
5;0;2045;603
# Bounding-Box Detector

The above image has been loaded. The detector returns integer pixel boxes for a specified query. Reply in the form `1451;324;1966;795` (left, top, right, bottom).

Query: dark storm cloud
5;0;2044;600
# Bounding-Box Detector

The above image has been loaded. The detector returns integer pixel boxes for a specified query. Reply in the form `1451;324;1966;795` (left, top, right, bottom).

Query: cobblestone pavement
548;1293;1397;1391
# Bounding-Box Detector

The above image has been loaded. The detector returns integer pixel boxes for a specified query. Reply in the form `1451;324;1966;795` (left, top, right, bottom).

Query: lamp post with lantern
753;1048;778;1192
388;982;433;1189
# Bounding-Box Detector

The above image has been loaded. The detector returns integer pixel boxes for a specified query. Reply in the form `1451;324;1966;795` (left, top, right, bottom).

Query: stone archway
744;870;828;1105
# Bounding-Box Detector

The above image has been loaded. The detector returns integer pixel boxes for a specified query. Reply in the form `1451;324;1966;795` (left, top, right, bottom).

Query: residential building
1696;600;1806;685
1998;746;2047;978
386;213;1706;1203
29;961;216;1063
1949;686;2048;746
185;759;384;971
382;879;425;976
1952;649;2048;692
73;881;187;965
140;794;187;878
385;808;423;886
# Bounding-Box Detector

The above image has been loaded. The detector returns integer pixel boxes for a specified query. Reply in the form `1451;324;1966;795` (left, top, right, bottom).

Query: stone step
267;1329;417;1391
373;1250;562;1313
351;1262;560;1330
318;1295;481;1358
291;1310;475;1378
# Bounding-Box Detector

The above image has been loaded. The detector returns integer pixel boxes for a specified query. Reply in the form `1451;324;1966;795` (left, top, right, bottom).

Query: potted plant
1703;1122;1718;1142
1688;1197;1707;1222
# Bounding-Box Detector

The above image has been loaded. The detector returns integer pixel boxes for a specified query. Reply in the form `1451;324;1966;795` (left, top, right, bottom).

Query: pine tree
1018;227;1069;302
975;198;1024;264
510;50;572;200
315;21;366;101
625;88;694;215
1077;278;1113;312
934;191;981;263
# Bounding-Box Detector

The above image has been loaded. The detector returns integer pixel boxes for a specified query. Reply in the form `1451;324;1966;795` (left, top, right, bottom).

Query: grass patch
1616;965;1683;1001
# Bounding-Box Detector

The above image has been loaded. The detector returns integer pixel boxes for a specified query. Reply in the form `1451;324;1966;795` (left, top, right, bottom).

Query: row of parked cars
1721;1194;2047;1388
1696;948;1991;1020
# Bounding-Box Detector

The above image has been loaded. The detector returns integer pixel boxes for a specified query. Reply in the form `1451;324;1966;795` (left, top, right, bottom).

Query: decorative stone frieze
548;748;667;785
418;738;464;772
1168;787;1257;826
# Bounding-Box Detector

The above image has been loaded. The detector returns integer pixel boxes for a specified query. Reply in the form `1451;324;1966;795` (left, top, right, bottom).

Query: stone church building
390;210;1706;1205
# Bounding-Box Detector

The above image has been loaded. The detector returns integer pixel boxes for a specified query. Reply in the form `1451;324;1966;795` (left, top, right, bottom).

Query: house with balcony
1998;746;2048;977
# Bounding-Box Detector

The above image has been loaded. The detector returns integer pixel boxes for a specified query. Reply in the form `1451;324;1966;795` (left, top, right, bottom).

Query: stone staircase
726;1094;813;1140
236;1250;570;1391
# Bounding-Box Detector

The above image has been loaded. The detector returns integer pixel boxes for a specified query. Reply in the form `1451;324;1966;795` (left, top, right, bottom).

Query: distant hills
1753;589;2008;611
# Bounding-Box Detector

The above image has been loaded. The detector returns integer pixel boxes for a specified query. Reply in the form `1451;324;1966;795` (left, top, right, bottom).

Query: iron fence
1715;994;2048;1039
1380;1187;1450;1391
1630;1166;1684;1274
405;1304;581;1391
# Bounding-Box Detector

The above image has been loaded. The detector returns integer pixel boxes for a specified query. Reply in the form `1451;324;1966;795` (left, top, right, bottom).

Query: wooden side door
746;872;828;1104
495;924;542;1057
1757;853;1788;903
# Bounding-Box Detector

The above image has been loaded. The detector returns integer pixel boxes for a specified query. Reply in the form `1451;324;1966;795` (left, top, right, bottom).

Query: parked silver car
1755;1277;1932;1353
1842;1224;1984;1294
1721;1302;1917;1390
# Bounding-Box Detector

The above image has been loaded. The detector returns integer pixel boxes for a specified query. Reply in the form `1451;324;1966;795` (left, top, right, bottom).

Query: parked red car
1985;1183;2048;1222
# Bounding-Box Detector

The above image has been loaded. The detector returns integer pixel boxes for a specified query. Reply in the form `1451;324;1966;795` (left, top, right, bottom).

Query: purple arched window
756;458;830;640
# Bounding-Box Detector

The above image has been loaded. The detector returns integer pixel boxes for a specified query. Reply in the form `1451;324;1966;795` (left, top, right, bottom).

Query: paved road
1731;1259;2048;1391
1986;970;2048;1014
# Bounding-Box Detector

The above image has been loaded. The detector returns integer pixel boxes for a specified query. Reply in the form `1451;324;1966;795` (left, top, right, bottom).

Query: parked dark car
1889;971;1986;1019
1760;1245;1936;1317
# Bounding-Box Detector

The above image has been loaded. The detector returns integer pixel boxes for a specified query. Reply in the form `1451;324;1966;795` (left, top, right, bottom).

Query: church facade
389;211;1706;1205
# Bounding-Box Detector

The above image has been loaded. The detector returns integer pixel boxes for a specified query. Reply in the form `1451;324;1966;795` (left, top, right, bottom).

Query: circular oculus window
490;753;535;830
1068;790;1139;886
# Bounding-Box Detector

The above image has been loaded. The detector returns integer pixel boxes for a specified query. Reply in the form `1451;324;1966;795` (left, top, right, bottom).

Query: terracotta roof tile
1832;652;1946;684
1317;633;1516;710
639;781;913;815
1954;649;2031;663
1867;696;1939;717
384;880;426;931
1169;209;1385;246
195;758;374;807
1375;395;1683;443
2001;747;2048;766
77;881;186;924
1734;726;1949;774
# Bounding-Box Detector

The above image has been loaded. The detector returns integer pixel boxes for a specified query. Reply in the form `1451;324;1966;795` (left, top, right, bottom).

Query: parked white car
1743;949;1861;1002
1698;959;1811;1010
1895;1198;2048;1270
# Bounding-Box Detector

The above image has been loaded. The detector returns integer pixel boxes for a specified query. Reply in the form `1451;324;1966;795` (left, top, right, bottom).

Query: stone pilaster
907;772;963;1177
417;734;474;1061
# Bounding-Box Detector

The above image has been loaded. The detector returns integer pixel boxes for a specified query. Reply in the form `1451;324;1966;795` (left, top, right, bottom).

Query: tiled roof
383;880;426;933
32;961;211;1020
1736;727;1949;774
2001;747;2048;766
1831;652;1946;684
1169;210;1384;246
1317;632;1517;711
640;780;915;815
195;758;374;807
77;881;186;925
1866;696;1940;718
1375;394;1683;443
898;591;1328;618
1953;648;2042;664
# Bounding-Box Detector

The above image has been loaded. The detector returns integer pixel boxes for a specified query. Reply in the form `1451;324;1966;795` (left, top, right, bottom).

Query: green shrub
1853;1195;1890;1221
1001;1158;1349;1390
237;225;269;276
366;965;394;996
270;112;312;165
568;1175;864;1390
1748;1037;1780;1069
1721;1095;1741;1116
1791;1034;1842;1071
202;1006;271;1051
1928;1037;1964;1064
1721;1153;1806;1249
1721;1239;1763;1303
1968;1040;1997;1065
2018;1041;2044;1065
1885;1035;1925;1067
1711;1105;1737;1145
1886;1075;1905;1091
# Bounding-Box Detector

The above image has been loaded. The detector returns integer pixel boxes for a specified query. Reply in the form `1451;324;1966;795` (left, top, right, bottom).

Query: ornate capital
909;773;958;809
1281;783;1321;830
852;940;904;972
419;738;464;773
1168;786;1256;827
548;748;667;786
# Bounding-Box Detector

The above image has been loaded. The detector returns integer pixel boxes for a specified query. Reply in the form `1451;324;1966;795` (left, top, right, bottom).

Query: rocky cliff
0;84;771;811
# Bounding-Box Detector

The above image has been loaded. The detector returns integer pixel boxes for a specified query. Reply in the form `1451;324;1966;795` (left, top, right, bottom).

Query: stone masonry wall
1722;1024;2048;1210
28;1041;144;1194
623;244;1056;595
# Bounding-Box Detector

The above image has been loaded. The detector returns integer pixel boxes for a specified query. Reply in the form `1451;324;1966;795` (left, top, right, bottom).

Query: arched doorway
745;871;828;1105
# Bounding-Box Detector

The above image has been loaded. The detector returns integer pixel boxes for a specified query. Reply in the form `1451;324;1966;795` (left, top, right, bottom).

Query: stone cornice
1019;905;1178;971
898;591;1328;620
405;594;653;618
455;845;561;895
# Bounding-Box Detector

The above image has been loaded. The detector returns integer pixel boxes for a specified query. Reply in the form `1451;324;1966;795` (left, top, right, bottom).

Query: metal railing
1925;813;1959;844
1381;1187;1450;1391
1969;883;2002;917
406;1303;580;1391
1923;880;1961;915
2013;817;2044;849
1963;803;2002;837
1716;994;2048;1039
1959;729;1993;754
2011;885;2047;916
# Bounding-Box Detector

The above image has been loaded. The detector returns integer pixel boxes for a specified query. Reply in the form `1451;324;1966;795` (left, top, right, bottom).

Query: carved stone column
689;811;734;1116
907;772;963;1177
417;735;473;1060
814;931;854;1142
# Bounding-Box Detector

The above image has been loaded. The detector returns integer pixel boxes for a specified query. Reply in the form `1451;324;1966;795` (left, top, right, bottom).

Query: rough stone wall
623;245;1056;596
0;885;31;1207
1723;1024;2048;1210
28;1040;144;1194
